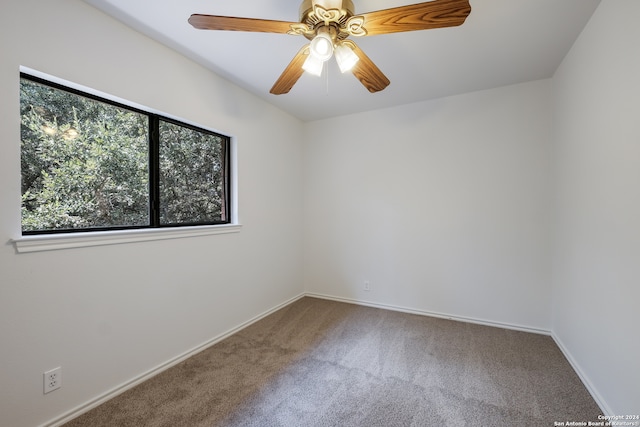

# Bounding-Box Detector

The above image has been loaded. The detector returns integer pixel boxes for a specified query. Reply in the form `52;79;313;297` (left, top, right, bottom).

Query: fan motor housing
299;0;356;19
299;0;356;40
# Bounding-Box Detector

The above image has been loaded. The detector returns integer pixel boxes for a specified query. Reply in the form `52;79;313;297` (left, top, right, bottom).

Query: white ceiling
83;0;601;122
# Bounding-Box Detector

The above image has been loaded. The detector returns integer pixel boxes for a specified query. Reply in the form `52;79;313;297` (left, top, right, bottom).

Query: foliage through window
20;74;230;234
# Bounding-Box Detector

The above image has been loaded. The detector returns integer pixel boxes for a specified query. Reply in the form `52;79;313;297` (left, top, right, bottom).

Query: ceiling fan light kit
304;25;359;75
188;0;471;95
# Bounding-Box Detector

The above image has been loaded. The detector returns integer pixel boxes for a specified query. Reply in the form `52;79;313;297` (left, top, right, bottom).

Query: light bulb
309;32;334;62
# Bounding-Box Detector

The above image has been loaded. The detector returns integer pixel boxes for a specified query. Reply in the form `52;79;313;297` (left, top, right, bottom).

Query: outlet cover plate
44;367;62;394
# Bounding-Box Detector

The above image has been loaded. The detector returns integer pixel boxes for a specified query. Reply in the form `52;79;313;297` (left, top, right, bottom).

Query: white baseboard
551;332;611;416
305;292;552;336
42;293;306;427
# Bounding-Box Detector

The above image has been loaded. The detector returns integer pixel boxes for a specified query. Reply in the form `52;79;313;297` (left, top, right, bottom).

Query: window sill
12;224;242;253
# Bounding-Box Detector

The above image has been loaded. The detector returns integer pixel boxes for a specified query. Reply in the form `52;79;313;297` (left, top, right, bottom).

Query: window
20;73;231;235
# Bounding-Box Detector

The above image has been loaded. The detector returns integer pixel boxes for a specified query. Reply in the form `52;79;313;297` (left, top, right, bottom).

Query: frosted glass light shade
335;43;359;73
302;54;324;76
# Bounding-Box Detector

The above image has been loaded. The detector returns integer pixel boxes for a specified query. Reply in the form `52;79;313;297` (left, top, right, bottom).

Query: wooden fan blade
359;0;471;36
189;14;298;34
344;41;390;93
270;45;310;95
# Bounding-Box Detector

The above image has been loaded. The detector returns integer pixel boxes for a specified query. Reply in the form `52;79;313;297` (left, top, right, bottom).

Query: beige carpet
64;297;602;426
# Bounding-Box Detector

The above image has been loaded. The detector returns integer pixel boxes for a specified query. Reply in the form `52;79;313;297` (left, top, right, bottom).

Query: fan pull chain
325;61;330;95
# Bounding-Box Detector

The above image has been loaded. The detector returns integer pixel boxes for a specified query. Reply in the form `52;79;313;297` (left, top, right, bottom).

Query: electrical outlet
44;367;62;394
364;281;371;291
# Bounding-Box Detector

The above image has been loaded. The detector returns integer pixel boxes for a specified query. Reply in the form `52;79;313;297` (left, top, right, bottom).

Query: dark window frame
20;72;231;236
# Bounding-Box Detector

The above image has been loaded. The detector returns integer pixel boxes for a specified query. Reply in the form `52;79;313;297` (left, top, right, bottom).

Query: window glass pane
20;78;149;232
159;120;227;225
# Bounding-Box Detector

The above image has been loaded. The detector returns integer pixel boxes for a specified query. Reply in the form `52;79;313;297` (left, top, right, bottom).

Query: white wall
0;1;304;426
552;0;640;415
303;79;554;331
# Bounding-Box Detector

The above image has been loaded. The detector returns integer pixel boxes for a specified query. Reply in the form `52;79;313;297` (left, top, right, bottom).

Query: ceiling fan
188;0;471;95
